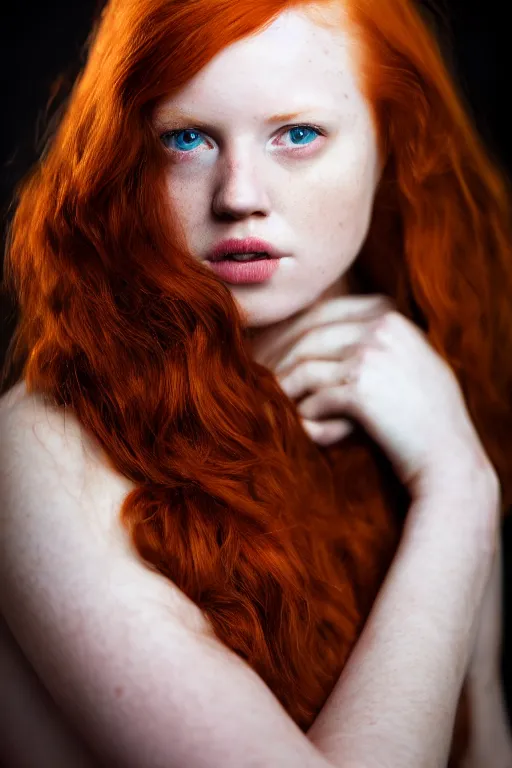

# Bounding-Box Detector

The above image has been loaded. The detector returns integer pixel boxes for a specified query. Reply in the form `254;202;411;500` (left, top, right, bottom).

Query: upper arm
0;387;331;768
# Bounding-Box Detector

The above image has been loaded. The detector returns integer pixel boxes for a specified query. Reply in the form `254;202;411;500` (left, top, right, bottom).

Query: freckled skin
153;5;381;331
1;8;384;765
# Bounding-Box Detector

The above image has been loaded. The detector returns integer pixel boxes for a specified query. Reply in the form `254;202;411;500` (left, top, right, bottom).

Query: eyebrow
153;108;321;128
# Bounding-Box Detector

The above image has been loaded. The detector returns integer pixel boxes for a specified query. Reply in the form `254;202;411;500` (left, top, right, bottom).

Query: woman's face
153;4;380;329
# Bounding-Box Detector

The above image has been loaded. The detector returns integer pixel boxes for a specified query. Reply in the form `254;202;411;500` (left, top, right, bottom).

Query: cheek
297;149;378;251
164;176;200;225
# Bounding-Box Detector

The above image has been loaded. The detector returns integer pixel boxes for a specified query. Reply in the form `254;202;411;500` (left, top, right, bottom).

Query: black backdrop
1;0;511;721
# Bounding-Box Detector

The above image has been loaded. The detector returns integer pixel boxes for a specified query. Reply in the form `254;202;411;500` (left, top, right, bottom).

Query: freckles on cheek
165;176;205;222
330;153;377;230
315;179;373;255
314;176;358;232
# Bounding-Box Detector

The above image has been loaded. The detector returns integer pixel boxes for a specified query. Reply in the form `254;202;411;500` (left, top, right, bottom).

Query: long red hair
2;0;512;763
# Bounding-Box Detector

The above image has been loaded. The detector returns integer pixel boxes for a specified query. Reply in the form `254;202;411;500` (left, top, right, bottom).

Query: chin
238;301;308;333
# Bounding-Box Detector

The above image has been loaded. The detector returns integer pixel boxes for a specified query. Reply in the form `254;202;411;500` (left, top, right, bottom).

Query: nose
212;151;272;220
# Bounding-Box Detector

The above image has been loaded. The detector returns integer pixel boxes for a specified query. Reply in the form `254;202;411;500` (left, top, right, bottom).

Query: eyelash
159;123;324;154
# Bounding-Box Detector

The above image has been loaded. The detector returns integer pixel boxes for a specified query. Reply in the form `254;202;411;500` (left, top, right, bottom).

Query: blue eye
287;126;319;145
163;129;205;152
160;124;321;153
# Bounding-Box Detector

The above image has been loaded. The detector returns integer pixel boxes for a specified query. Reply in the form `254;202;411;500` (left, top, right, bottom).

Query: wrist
410;456;500;536
414;445;499;498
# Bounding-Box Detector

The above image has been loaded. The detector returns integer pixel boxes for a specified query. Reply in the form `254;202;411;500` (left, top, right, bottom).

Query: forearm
462;536;512;768
307;469;499;768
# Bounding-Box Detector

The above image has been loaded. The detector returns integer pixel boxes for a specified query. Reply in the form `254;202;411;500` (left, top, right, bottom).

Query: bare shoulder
0;378;212;636
0;382;328;767
0;379;135;550
0;378;127;480
0;379;114;472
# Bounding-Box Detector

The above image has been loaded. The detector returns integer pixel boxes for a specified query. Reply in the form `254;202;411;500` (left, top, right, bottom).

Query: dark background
1;0;511;717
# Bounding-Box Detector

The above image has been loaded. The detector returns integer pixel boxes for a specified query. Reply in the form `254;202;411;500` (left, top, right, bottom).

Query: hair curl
2;0;512;763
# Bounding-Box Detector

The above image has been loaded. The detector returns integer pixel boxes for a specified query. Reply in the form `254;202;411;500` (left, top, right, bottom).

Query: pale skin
1;2;511;765
251;295;512;766
153;2;511;754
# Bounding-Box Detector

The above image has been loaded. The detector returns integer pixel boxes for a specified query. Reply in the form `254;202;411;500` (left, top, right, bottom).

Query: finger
257;295;393;366
298;383;356;421
279;359;350;401
273;323;364;376
290;294;394;341
301;417;354;446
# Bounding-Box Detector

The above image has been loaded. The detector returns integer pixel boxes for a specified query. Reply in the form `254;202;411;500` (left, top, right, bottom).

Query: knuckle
370;309;401;338
376;294;395;311
346;351;365;383
355;343;373;366
294;359;315;387
380;308;400;326
281;366;296;388
353;340;387;379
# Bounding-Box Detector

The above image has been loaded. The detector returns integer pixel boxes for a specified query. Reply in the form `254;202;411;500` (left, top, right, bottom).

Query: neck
244;269;359;359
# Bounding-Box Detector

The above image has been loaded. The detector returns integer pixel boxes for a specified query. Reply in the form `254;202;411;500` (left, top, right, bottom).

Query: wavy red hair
2;0;512;763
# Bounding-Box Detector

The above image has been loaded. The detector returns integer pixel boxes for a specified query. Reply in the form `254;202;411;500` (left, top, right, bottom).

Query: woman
0;0;511;765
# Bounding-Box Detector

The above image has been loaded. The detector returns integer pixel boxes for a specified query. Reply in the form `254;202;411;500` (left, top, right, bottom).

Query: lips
206;237;285;262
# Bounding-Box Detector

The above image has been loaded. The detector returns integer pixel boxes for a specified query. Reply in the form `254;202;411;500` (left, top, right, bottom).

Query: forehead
154;5;365;125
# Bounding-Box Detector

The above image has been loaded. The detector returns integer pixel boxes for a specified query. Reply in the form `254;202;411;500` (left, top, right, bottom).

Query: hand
252;294;490;493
